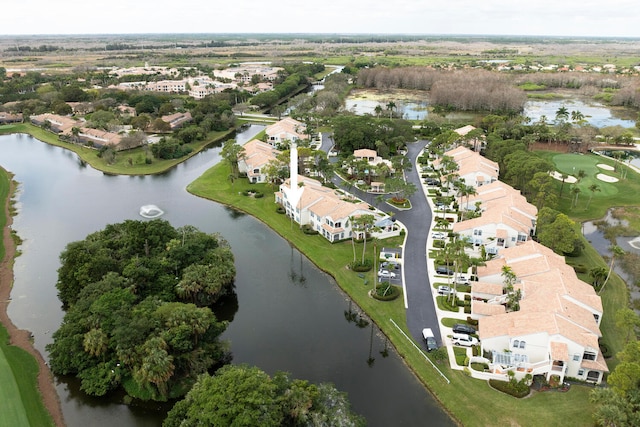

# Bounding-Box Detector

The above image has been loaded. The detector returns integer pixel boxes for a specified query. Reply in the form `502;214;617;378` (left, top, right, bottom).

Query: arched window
513;340;519;348
519;341;526;349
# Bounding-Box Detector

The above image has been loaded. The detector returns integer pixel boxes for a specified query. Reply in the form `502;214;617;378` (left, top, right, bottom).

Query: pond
344;90;429;120
523;99;637;128
343;89;637;128
1;128;453;427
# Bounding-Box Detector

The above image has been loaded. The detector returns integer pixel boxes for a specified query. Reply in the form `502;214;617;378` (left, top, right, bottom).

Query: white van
452;333;478;347
422;328;438;352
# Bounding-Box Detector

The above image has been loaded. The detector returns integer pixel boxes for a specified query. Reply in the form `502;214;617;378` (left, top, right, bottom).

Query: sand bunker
596;173;619;183
597;163;615;171
549;171;578;183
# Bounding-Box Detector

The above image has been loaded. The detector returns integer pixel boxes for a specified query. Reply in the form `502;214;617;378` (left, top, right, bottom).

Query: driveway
324;135;442;349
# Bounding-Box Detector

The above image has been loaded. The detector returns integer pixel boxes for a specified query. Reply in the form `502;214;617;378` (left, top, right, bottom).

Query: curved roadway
321;134;442;349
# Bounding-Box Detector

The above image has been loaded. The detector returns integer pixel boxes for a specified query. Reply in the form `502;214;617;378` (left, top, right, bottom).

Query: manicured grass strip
188;160;597;426
0;335;30;427
0;325;54;427
0;167;8;262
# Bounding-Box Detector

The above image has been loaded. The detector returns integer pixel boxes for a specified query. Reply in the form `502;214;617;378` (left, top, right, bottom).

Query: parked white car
452;333;478;347
454;274;469;285
431;231;447;240
378;270;397;279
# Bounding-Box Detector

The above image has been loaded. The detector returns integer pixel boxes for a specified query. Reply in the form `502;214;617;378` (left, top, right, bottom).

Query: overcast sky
3;0;639;38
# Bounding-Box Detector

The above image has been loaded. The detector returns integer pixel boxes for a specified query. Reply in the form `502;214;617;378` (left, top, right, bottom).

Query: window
518;234;527;242
583;352;597;361
573;354;580;362
578;369;584;376
519;341;526;349
497;238;505;246
473;229;482;236
334;222;341;228
513;340;519;348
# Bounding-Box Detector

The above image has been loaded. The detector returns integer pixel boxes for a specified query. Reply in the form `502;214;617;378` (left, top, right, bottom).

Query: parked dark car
435;266;454;275
453;323;476;335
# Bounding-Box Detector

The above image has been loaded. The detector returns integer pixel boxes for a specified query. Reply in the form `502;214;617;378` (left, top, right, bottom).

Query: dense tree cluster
591;323;640;426
47;219;235;401
163;365;365;427
429;70;527;114
357;67;527;114
331;115;414;156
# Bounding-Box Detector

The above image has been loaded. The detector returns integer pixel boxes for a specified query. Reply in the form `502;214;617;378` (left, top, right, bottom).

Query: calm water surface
1;129;453;427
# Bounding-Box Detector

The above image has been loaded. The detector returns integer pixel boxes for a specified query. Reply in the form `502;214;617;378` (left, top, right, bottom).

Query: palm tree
599;245;625;295
589;266;608;291
571;186;581;208
559;173;568;198
83;328;109;358
386;101;396;119
555;106;569;123
501;265;521;311
571;110;585;123
374;104;383;118
586;184;601;209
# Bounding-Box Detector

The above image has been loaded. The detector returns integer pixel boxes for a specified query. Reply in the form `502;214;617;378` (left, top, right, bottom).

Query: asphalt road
322;133;442;349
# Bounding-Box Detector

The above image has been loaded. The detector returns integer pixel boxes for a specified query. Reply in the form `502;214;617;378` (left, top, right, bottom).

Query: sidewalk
418;150;476;371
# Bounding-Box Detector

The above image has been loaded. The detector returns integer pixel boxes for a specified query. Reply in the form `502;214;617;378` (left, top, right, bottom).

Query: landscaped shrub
276;206;286;214
470;362;489;371
350;260;373;272
464;306;471;314
253;191;264;198
600;341;612;358
464;294;471;301
467;316;479;326
571;264;588;274
489;377;530;398
472;345;480;357
302;224;319;235
372;284;400;301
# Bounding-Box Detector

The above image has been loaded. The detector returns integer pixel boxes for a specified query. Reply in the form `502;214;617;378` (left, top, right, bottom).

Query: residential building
453;180;538;254
474;240;607;384
265;117;308;146
437;146;499;188
161;112;192;130
238;139;280;183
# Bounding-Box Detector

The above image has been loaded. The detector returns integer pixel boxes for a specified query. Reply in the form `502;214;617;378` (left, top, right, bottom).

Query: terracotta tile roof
550;341;569;361
472;281;504;295
472;301;506;316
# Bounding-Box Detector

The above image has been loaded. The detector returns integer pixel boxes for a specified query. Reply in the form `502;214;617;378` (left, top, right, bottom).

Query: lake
1;128;453;427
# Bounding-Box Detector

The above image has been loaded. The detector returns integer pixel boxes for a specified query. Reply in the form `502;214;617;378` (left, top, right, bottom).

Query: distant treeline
357;67;527;114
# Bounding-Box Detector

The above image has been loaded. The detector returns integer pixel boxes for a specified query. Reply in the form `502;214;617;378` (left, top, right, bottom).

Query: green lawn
188;160;597;427
0;333;30;427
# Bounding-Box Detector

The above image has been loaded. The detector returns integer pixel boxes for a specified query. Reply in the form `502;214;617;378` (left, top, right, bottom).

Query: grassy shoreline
0;123;234;175
0;167;55;427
